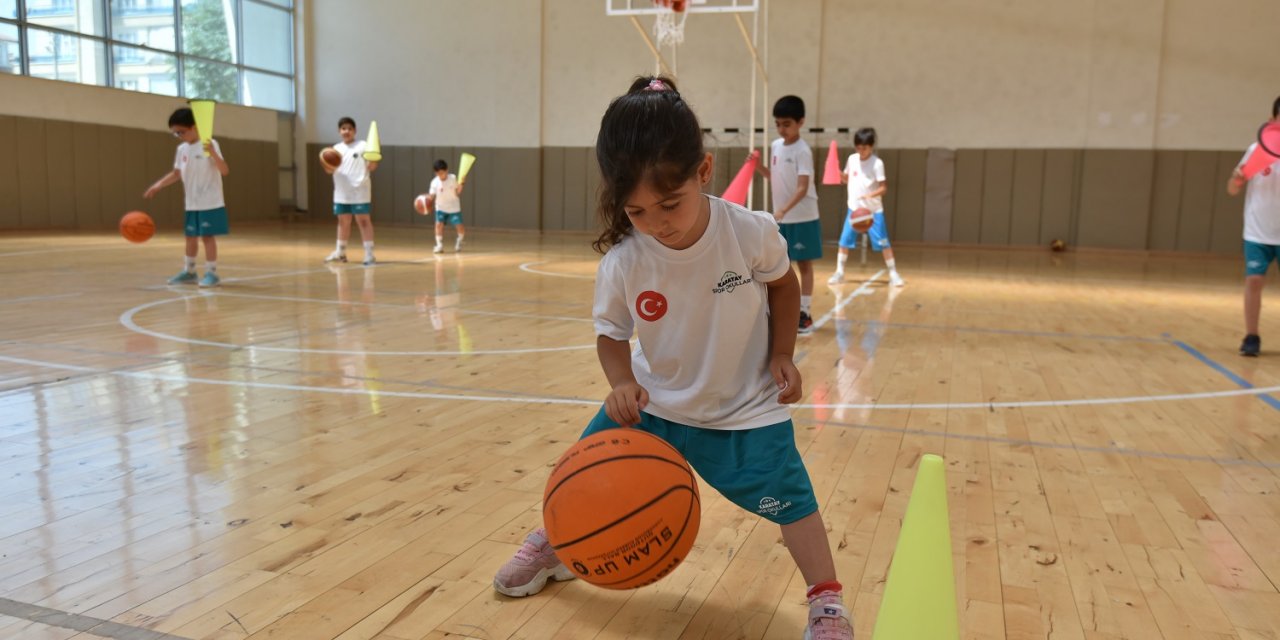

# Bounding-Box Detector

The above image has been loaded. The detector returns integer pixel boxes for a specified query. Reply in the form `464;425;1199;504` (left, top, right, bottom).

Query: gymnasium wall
0;73;281;230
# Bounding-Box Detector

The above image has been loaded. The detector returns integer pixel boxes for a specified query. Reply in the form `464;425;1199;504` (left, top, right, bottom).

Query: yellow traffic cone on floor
871;453;960;640
363;120;382;162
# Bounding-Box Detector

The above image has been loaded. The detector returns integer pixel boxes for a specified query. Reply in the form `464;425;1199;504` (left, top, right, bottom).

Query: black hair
772;95;805;120
1273;95;1279;119
338;117;356;129
854;127;877;147
168;108;196;128
434;159;448;171
593;76;705;254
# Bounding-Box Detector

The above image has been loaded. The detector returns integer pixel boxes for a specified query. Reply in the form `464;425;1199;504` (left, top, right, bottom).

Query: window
6;0;293;110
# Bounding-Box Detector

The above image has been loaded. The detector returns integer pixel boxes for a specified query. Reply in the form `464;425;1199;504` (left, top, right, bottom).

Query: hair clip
646;79;668;92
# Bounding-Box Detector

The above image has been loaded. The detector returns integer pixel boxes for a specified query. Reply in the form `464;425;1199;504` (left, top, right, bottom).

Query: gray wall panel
1175;152;1219;252
45;120;77;228
1077;150;1153;249
951;150;984;244
17;118;49;228
0;116;19;227
1148;150;1184;251
979;149;1014;245
895;149;927;243
1040;150;1078;245
1009;149;1044;246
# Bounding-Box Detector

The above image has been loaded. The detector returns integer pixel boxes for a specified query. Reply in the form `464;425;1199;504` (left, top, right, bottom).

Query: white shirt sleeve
844;155;855;176
752;214;792;283
592;253;634;341
173;145;183;170
796;145;814;177
429;177;441;196
873;157;886;182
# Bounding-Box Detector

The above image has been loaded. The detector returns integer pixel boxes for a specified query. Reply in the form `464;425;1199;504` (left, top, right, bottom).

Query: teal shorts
839;210;891;251
184;207;228;237
435;211;463;226
1245;240;1279;276
334;203;371;215
778;219;823;262
581;407;819;525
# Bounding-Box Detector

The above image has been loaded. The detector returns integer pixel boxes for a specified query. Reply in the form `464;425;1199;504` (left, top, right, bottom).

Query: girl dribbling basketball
492;76;852;640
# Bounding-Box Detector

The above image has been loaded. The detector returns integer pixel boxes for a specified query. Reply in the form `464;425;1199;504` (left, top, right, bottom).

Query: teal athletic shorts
184;207;228;237
435;211;463;226
1245;240;1278;276
333;203;371;215
581;407;819;525
778;219;823;262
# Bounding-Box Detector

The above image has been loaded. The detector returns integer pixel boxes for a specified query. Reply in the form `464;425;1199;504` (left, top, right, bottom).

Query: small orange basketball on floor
543;429;700;590
850;207;874;233
120;211;155;243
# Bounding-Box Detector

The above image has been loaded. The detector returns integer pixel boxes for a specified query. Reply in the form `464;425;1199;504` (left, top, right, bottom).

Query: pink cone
823;139;842;185
722;149;760;206
1242;122;1280;179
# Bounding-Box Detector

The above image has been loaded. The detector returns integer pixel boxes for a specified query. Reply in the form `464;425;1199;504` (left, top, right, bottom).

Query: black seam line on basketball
548;485;698;551
544;453;695;503
589;490;701;588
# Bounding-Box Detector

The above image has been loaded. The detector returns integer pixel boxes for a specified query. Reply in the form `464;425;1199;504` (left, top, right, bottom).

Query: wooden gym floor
1;223;1278;639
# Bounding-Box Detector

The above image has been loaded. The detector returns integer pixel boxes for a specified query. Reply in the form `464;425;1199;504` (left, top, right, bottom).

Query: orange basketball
120;211;155;243
320;147;342;167
850;207;874;233
414;194;432;215
543;429;700;590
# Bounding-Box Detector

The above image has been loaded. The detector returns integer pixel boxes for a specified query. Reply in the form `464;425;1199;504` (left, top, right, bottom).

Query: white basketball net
653;3;688;49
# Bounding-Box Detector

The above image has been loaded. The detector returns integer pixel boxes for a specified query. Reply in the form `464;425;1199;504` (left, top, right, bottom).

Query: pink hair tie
646;79;668;92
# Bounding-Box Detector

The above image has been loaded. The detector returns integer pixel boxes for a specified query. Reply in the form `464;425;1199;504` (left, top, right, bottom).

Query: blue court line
853;319;1165;343
808;417;1280;469
1170;338;1280;412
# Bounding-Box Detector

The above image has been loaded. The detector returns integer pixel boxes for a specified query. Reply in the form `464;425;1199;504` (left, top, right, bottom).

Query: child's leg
455;223;466;250
336;214;353;244
185;236;198;265
797;260;814;316
780;511;837;586
1245;275;1264;335
202;236;217;265
434;221;445;252
354;214;373;243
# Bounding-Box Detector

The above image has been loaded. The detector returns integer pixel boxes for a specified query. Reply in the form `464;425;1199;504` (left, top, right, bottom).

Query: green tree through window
182;0;236;101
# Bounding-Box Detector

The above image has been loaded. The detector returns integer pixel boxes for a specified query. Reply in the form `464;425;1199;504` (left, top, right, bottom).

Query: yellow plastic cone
458;152;476;184
872;454;960;640
363;120;382;162
189;99;216;157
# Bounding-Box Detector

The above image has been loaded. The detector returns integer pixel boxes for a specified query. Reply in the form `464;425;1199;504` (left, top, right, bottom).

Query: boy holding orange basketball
493;77;853;640
829;127;904;287
144;107;230;287
322;117;379;266
1227;96;1280;356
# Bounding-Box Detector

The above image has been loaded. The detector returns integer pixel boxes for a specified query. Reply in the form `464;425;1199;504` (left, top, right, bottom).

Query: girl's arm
765;269;803;403
597;335;647;426
143;169;181;199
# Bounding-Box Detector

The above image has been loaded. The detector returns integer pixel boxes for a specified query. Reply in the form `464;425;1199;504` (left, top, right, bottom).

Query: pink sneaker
804;591;854;640
493;528;575;597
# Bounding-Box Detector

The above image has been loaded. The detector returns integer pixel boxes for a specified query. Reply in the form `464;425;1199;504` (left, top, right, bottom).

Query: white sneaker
324;250;347;263
433;244;444;254
827;271;844;285
889;271;906;287
363;253;376;266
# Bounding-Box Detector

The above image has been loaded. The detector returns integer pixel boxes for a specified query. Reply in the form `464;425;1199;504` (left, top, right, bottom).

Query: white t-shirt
769;138;820;223
174;139;225;211
845;153;886;212
1239;143;1280;245
593;196;794;430
430;173;462;212
332;140;371;204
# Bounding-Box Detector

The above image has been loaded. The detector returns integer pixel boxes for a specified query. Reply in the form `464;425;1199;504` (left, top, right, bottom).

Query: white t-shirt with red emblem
593;195;794;430
1238;143;1280;245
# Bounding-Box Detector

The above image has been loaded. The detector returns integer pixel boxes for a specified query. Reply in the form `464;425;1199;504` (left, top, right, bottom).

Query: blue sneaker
168;270;197;285
198;271;221;288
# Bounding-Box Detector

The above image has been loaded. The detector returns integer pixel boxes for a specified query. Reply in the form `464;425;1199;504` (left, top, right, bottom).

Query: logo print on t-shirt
712;271;753;294
636;291;668;322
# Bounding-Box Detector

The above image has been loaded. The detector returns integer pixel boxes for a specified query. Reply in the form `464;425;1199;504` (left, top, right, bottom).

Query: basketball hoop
652;0;688;49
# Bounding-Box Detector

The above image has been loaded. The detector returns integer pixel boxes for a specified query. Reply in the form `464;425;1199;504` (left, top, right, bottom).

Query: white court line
0;355;599;406
0;244;141;258
119;296;596;356
205;291;593;323
811;270;884;331
0;293;83;305
5;352;1280;411
519;261;595;280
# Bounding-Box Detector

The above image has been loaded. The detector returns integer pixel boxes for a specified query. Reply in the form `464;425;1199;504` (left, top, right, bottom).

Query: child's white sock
205;260;217;272
363;241;374;252
435;235;443;247
336;240;346;252
836;252;847;272
455;235;465;247
885;258;896;272
184;256;196;272
801;295;812;314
